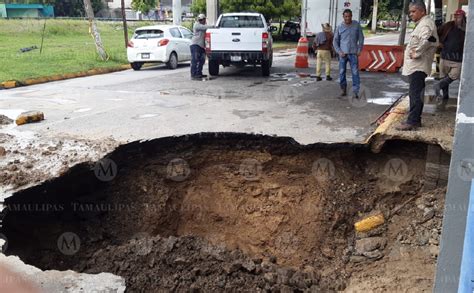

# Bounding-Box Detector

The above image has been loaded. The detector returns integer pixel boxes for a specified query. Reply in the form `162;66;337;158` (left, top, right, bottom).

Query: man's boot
340;86;347;97
436;99;448;111
434;82;441;98
436;76;453;98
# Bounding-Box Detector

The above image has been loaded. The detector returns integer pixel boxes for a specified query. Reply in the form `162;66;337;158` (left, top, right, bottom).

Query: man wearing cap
191;14;214;80
434;9;466;110
312;23;334;81
396;1;438;131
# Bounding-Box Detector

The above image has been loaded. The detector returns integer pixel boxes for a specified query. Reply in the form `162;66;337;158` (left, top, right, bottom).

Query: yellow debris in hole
15;111;44;126
354;212;385;232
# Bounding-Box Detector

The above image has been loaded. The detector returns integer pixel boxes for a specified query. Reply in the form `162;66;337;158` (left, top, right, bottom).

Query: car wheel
262;59;271;77
131;62;143;71
209;60;219;76
166;52;178;69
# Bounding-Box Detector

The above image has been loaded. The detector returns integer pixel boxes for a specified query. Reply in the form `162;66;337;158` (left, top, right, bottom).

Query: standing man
313;23;334;81
396;2;438;131
190;14;213;80
434;9;466;110
333;9;364;99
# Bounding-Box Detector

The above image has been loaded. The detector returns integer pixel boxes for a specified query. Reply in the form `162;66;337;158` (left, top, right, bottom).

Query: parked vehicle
304;0;361;44
205;12;277;76
127;25;194;70
281;20;301;41
381;20;399;29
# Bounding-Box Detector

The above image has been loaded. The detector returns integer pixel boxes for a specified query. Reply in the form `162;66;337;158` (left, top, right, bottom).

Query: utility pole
206;0;218;25
434;3;474;292
398;0;410;46
371;0;378;34
121;0;128;49
427;0;432;16
301;0;308;37
172;0;181;25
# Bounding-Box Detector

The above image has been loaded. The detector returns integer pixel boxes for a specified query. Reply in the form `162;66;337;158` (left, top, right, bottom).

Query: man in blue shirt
333;9;364;99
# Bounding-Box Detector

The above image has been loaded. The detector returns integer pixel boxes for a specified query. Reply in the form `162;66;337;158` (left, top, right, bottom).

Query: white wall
107;0;133;9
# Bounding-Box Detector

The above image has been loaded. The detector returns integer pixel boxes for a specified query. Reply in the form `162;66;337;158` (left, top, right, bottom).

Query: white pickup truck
205;12;277;77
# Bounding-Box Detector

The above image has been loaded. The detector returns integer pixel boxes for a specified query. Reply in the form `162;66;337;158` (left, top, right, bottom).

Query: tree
361;0;403;21
218;0;300;24
83;0;108;61
46;0;103;17
131;0;158;14
190;0;206;15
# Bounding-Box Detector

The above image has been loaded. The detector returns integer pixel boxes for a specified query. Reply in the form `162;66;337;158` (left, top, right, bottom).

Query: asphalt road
0;47;408;146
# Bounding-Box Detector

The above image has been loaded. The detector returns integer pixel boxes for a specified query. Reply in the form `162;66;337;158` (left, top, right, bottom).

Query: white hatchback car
127;25;194;70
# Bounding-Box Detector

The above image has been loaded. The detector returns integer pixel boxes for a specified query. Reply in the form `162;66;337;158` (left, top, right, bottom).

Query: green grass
273;40;297;50
0;19;295;82
0;19;158;81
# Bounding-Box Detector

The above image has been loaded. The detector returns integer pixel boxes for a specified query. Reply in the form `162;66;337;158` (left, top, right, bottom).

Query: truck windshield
219;16;264;28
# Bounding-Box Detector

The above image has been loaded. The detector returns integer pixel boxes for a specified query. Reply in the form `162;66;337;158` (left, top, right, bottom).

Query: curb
365;96;409;153
0;65;131;90
274;45;298;52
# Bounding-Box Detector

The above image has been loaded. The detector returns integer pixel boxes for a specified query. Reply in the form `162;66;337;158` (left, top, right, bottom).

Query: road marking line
457;113;474;124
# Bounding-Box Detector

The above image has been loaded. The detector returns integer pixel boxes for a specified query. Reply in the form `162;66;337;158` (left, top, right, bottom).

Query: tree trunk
278;17;282;35
371;0;378;34
121;0;128;49
398;0;410;46
84;0;108;61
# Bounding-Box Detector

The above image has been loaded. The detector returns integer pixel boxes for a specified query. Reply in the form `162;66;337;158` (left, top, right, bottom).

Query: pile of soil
85;234;324;292
0;115;13;125
345;187;445;292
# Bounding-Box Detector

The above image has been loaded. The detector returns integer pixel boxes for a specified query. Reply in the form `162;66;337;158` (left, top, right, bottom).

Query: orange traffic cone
295;37;309;68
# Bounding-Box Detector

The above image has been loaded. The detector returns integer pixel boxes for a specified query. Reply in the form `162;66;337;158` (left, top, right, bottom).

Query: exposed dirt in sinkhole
1;135;446;292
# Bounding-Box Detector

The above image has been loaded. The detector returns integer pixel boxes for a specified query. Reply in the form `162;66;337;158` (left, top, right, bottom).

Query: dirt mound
0;135;448;292
0;115;13;125
345;187;445;292
84;234;323;292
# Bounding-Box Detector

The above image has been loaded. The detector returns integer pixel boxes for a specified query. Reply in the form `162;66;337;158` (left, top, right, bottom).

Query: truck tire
209;60;219;76
262;58;271;77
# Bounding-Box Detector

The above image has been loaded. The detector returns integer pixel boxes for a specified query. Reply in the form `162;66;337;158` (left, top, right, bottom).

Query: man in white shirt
396;1;438;131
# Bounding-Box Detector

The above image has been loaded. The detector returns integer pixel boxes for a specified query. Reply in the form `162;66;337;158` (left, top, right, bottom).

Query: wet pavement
0;50;408;145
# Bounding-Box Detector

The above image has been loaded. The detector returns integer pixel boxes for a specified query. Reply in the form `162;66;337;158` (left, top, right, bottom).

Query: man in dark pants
434;9;466;110
396;2;438;131
190;14;214;80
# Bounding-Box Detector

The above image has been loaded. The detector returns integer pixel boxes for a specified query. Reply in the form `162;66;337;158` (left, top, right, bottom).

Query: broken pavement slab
366;96;455;153
15;111;45;126
0;254;126;292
